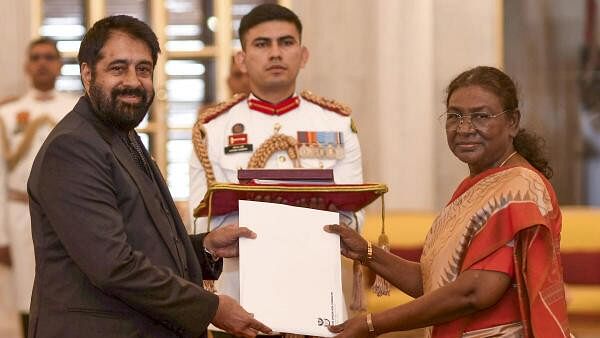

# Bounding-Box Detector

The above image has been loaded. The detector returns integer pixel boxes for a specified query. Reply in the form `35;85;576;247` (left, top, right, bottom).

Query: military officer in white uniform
189;5;364;337
0;37;77;337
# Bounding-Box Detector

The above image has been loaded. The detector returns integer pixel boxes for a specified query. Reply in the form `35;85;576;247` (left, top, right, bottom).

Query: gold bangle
361;241;373;265
360;241;373;265
366;312;376;336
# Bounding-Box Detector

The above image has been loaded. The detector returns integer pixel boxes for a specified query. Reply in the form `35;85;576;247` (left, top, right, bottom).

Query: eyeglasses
29;53;59;62
439;109;512;130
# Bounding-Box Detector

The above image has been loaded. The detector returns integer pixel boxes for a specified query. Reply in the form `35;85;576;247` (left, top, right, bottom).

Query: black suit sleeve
36;133;218;337
189;233;223;280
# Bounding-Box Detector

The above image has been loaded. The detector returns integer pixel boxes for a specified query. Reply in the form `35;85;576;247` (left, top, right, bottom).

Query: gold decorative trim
0;96;18;106
207;182;387;193
193;93;248;188
194;182;388;219
198;93;248;124
0;114;56;171
191;120;216;188
300;90;351;116
247;133;299;169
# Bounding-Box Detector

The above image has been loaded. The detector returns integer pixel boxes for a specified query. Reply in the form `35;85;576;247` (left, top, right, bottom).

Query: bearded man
26;15;270;338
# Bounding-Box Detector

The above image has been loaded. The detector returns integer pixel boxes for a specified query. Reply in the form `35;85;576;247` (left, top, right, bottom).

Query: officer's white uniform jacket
0;89;77;312
188;93;364;310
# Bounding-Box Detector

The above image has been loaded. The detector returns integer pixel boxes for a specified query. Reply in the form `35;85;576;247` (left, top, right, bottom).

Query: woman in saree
326;66;570;337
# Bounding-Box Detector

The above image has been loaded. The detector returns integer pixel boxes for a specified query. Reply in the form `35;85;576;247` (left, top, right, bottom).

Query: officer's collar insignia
248;95;300;116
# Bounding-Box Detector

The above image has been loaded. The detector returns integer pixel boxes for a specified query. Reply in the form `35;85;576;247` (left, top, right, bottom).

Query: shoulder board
199;93;248;124
0;95;19;107
300;90;351;116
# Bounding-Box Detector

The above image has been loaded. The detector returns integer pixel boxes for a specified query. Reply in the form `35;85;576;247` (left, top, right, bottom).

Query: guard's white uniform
188;93;364;317
0;89;77;312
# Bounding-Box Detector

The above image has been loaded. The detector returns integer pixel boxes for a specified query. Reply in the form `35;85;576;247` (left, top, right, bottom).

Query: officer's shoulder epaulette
199;93;248;124
300;90;351;116
0;95;19;107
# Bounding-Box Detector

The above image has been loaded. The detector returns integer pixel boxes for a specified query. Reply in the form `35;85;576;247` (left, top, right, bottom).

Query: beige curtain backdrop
293;0;503;210
504;0;584;204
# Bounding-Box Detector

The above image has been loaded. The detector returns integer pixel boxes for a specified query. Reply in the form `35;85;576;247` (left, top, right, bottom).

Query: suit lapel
110;132;184;274
73;97;186;274
144;148;203;278
144;148;187;235
142;141;203;278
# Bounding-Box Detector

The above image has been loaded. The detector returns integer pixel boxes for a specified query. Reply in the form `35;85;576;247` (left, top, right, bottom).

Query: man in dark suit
27;15;271;338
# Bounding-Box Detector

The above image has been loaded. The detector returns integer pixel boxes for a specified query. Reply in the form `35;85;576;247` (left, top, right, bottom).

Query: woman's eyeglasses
439;109;512;130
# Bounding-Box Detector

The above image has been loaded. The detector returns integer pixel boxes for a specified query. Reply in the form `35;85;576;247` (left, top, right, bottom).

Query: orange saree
420;165;570;338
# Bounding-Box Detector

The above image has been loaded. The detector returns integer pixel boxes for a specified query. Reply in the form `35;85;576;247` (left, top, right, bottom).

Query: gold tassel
203;280;217;293
350;259;366;311
371;195;390;296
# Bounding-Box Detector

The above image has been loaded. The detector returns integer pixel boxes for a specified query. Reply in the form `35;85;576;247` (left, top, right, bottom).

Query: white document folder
238;200;346;337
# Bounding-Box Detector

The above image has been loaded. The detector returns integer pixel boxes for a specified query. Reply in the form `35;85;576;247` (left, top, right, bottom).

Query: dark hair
445;66;553;178
28;37;60;58
238;4;302;49
78;15;160;69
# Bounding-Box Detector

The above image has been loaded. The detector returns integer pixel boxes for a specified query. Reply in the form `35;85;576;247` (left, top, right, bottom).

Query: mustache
112;86;146;99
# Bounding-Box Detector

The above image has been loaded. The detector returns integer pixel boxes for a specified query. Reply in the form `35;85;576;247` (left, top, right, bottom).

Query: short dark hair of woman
445;66;553;179
238;4;303;50
78;15;160;70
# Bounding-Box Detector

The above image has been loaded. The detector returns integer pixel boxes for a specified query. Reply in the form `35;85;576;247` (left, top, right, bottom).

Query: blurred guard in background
0;37;77;338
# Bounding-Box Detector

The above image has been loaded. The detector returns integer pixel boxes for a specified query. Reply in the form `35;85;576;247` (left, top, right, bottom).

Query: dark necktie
126;131;151;177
